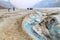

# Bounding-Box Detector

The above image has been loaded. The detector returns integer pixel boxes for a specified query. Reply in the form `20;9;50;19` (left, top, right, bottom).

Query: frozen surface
22;12;60;40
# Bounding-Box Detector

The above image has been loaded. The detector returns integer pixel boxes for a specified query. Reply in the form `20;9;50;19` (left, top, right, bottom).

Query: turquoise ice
22;13;60;40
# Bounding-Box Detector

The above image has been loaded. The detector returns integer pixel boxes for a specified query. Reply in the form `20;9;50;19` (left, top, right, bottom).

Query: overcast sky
10;0;60;8
0;0;60;8
10;0;42;8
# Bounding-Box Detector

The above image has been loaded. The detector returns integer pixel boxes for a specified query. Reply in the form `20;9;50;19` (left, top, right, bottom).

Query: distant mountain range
0;1;14;9
32;0;60;8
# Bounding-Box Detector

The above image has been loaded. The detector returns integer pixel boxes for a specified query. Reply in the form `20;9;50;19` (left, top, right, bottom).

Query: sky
10;0;42;8
0;0;60;8
10;0;59;8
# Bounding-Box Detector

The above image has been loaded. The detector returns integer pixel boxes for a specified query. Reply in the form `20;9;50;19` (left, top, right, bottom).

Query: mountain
0;1;14;9
32;0;60;8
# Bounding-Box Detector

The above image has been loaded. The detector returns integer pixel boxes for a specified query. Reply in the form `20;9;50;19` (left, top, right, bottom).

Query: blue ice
23;13;60;40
